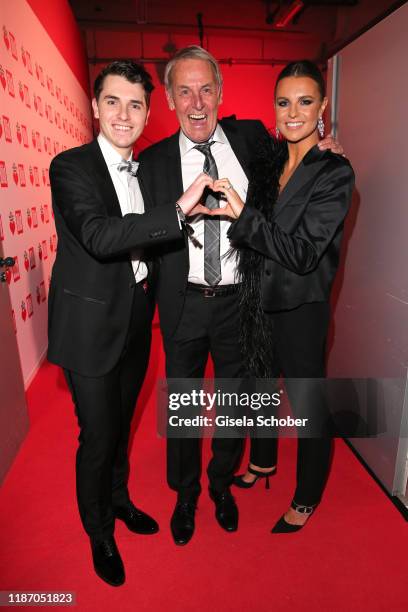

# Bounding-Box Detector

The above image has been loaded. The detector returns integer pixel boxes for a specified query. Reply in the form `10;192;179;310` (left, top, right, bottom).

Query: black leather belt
187;282;240;298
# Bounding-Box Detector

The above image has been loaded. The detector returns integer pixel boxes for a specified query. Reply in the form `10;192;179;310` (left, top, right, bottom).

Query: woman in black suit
209;60;355;532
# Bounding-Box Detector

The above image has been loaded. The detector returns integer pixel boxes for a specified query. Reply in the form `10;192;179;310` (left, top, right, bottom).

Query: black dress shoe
209;488;238;532
170;501;196;546
91;537;125;587
113;502;159;535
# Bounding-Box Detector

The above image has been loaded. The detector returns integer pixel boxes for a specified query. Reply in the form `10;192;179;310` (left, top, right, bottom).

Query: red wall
27;0;90;95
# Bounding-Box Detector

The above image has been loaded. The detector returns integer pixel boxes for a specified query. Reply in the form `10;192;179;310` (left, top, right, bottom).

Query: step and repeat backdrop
0;0;92;386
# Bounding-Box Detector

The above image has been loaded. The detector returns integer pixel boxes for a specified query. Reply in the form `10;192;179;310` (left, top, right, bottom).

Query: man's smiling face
92;74;150;156
166;58;222;143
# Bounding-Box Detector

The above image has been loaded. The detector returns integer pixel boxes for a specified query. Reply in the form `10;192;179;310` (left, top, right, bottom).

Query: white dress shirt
179;124;248;285
97;134;148;282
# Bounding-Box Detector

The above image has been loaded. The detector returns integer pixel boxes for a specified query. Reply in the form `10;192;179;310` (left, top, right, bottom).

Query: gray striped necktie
194;142;221;286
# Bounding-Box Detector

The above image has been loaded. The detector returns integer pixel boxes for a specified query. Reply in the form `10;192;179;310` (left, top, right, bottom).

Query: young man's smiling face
166;58;222;143
92;74;150;157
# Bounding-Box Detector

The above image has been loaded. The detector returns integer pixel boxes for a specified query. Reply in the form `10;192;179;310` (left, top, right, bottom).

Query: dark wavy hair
275;60;326;100
93;60;154;107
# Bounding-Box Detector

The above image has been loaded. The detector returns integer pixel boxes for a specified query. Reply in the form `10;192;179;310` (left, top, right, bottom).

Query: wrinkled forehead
171;58;219;88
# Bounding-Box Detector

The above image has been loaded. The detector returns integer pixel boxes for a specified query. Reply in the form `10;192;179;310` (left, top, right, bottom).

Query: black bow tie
117;160;139;176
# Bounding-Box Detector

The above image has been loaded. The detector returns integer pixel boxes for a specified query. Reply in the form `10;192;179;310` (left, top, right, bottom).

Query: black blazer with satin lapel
228;145;355;312
48;139;182;377
137;117;270;339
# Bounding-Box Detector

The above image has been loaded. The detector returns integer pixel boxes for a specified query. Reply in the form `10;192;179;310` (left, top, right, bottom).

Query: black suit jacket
137;117;270;338
228;145;355;311
48;139;182;377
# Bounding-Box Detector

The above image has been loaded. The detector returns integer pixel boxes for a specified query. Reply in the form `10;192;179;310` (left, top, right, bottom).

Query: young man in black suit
48;61;207;586
138;46;341;546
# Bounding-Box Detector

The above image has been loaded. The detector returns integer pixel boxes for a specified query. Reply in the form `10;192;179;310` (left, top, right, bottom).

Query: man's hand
177;173;214;216
209;178;244;219
318;134;344;156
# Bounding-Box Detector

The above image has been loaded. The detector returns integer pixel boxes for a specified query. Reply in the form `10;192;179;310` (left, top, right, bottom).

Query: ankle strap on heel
291;500;316;515
247;465;276;478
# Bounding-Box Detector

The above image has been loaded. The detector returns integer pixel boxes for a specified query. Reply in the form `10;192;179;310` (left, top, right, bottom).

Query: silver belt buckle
204;287;215;298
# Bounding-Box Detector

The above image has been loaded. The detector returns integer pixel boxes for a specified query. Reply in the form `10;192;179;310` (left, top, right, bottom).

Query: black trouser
64;282;153;541
164;286;245;503
249;301;332;507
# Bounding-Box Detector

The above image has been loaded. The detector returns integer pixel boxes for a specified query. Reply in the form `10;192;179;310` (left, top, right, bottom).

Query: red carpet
1;326;407;611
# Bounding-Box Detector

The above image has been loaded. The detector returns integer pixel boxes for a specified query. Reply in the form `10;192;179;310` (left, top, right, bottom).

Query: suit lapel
166;131;184;200
273;145;331;218
219;118;251;179
87;139;123;218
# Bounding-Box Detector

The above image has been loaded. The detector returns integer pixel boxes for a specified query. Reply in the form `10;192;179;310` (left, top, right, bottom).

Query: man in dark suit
48;60;206;586
138;46;341;546
137;47;271;545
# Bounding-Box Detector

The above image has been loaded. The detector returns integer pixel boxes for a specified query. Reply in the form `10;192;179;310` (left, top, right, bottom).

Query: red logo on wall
12;163;18;185
36;285;41;304
42;240;48;259
8;30;18;60
12;256;20;282
24;250;29;271
35;62;45;86
18;164;26;187
21;300;27;321
47;75;54;96
2;116;12;142
0;161;8;187
0;65;6;90
27;208;32;228
39;280;46;302
9;211;15;234
34;166;40;186
31;206;38;228
27;294;34;318
36;131;41;152
21;47;33;75
29;246;36;269
34;94;43;116
24;84;31;108
44;204;50;224
6;69;15;97
15;209;23;234
52;233;57;252
21;124;28;147
38;242;42;260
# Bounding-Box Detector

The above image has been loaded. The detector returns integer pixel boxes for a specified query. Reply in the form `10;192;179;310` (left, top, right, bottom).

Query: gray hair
164;45;223;93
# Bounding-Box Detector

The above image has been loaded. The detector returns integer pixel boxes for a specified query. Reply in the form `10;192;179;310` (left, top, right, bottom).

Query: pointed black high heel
233;465;276;490
271;500;316;533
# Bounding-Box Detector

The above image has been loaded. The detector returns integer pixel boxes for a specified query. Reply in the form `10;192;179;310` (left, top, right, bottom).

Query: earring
275;126;280;138
318;116;325;138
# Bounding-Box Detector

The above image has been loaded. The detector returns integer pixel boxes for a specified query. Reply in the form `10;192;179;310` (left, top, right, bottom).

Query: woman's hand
209;178;245;219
